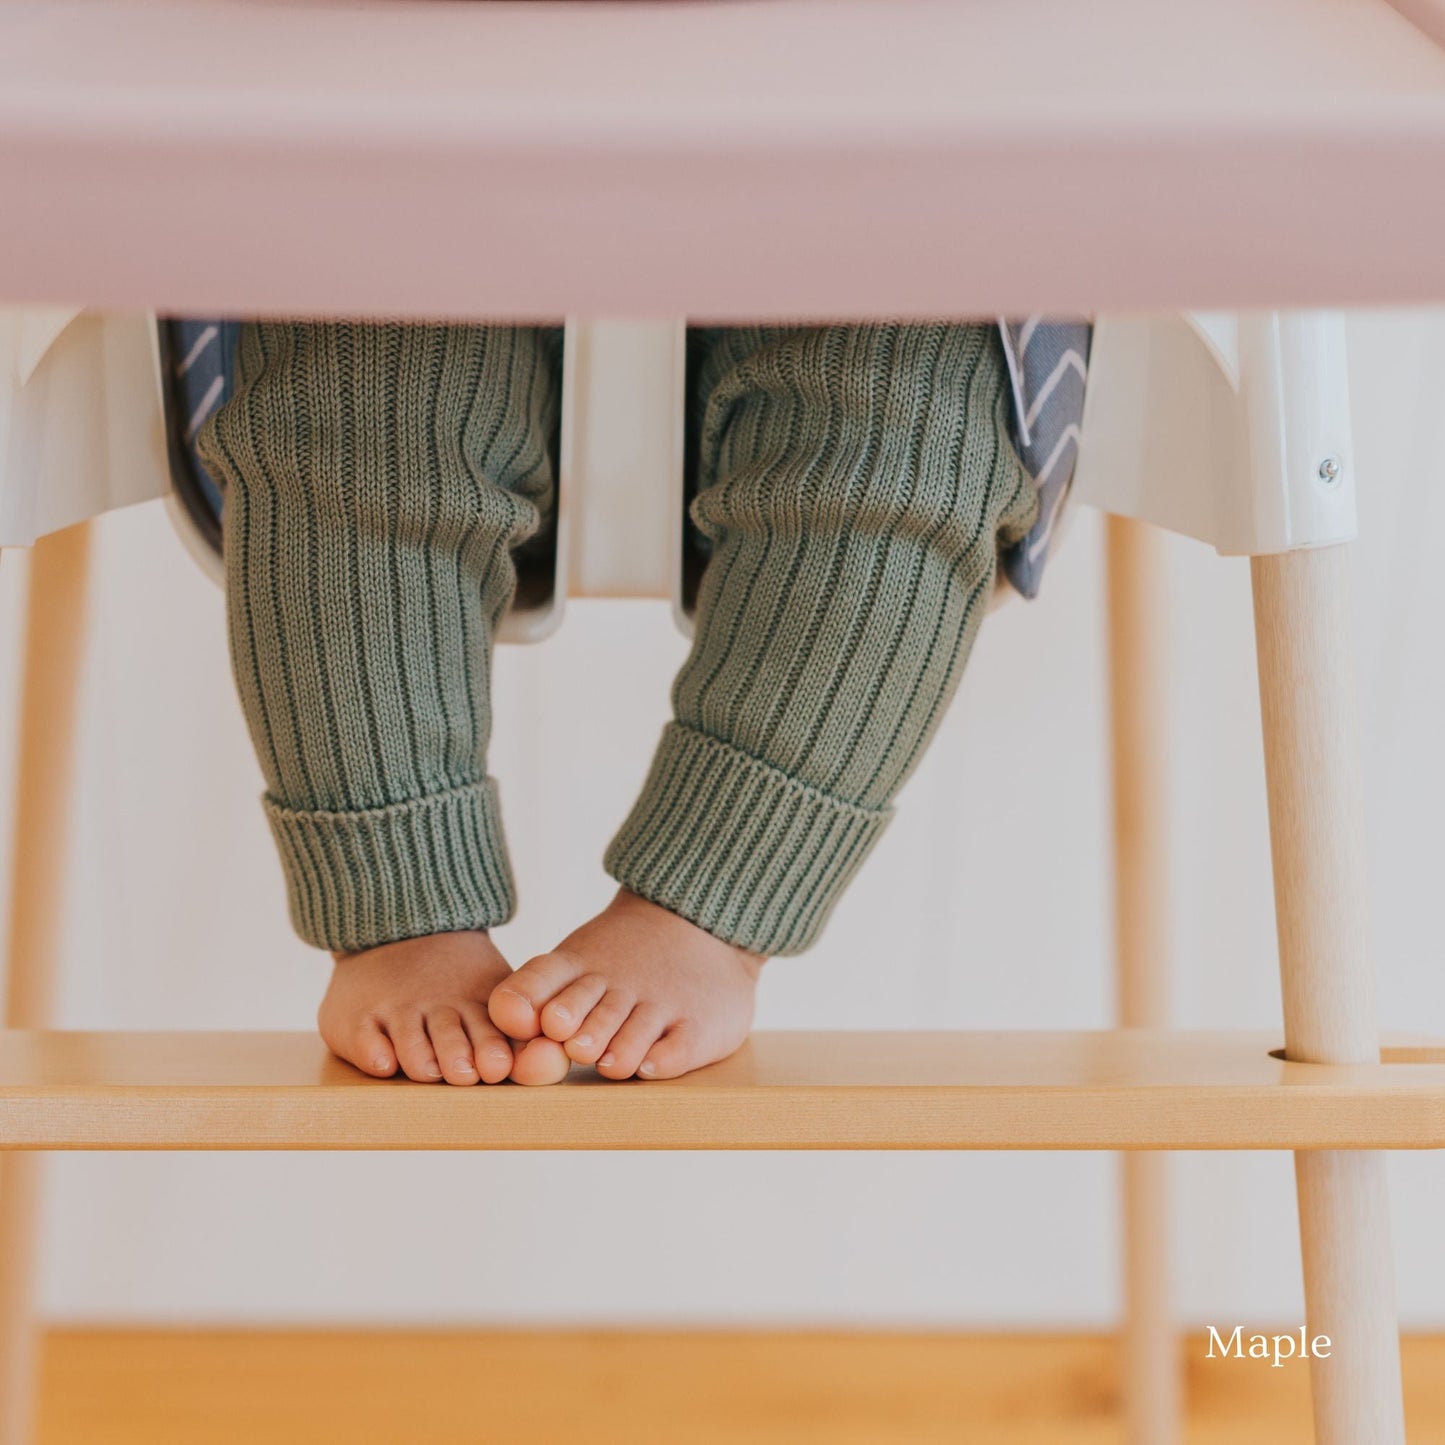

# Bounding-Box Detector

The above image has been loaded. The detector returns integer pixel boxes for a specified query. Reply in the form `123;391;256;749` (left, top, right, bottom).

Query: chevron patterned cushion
998;317;1092;599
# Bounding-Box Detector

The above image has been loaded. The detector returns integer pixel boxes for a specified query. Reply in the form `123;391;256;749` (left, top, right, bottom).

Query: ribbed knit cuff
263;778;516;952
604;724;892;956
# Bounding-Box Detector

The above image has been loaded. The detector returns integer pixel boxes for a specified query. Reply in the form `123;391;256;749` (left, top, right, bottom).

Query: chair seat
3;1028;1443;1151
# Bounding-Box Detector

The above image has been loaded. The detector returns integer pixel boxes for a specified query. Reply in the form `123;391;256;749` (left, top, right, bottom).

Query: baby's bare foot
318;929;570;1086
489;890;764;1081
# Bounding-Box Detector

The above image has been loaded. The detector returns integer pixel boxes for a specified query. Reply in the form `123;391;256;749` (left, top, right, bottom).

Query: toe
425;1007;479;1086
540;974;608;1043
637;1023;708;1081
489;950;584;1041
597;1004;670;1081
460;1003;515;1085
333;1016;397;1078
509;1037;572;1086
564;988;635;1065
392;1018;444;1083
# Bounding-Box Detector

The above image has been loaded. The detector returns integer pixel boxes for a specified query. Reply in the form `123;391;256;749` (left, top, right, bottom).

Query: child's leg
491;323;1038;1080
199;320;569;1085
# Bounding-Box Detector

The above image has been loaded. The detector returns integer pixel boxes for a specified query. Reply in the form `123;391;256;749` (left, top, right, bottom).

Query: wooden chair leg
0;524;93;1445
1106;515;1180;1445
0;1157;43;1445
1251;544;1405;1445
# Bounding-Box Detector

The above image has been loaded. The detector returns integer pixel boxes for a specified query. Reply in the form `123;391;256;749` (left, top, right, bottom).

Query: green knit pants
198;322;1037;957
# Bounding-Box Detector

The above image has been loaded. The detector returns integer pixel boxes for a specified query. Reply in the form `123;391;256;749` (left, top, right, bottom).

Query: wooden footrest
2;1030;1443;1151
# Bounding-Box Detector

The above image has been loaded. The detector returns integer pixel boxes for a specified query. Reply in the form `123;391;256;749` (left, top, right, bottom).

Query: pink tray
2;0;1445;317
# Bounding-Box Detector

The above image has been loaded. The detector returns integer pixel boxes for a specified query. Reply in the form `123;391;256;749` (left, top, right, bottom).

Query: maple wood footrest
2;1029;1444;1152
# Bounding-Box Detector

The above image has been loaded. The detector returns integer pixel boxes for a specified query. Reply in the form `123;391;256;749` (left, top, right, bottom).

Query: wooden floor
33;1329;1445;1444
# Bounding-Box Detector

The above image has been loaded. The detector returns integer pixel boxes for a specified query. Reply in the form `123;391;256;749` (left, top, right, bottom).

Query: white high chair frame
5;2;1445;1443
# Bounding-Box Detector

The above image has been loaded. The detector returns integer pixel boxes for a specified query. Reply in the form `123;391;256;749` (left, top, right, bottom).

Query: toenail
373;1056;393;1072
638;1060;656;1077
550;1005;571;1021
574;1034;592;1048
599;1052;615;1068
455;1060;475;1073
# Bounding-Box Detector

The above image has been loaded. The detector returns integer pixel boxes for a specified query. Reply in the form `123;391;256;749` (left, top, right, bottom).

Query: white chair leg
1106;515;1180;1445
0;524;92;1445
1251;544;1405;1445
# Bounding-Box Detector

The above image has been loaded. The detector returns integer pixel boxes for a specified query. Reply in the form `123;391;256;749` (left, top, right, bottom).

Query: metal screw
1317;456;1343;486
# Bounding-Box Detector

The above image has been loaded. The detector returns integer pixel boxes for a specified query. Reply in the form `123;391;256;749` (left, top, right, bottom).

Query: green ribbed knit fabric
201;320;1035;956
605;324;1036;952
198;322;562;950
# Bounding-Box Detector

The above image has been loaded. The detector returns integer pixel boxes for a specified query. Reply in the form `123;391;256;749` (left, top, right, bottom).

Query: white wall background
0;310;1442;1330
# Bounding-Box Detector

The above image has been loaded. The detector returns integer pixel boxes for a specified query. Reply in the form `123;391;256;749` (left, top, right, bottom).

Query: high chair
4;2;1445;1443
